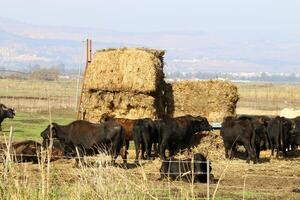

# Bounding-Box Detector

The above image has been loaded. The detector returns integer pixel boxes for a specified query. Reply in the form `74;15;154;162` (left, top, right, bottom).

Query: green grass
0;108;76;141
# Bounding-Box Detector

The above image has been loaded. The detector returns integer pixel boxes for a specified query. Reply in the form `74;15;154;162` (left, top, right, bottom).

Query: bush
29;68;60;81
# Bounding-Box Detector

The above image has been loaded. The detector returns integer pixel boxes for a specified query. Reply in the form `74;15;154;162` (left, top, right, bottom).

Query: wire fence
2;79;300;114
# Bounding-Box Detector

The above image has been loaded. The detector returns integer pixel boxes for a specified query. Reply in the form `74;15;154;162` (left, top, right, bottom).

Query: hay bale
166;80;239;122
84;48;165;93
82;90;165;122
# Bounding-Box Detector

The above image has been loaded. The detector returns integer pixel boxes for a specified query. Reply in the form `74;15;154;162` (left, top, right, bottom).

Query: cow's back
115;118;135;140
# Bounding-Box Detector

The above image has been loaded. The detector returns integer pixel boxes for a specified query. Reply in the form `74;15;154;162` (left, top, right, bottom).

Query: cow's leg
169;143;176;157
255;145;261;160
282;141;288;157
270;141;274;156
134;139;140;164
74;147;85;167
224;142;231;159
159;139;168;160
153;143;158;157
118;140;129;164
141;143;146;160
115;140;126;165
111;143;118;166
120;145;127;165
147;141;152;160
275;140;280;158
145;141;151;160
141;131;151;160
243;143;253;164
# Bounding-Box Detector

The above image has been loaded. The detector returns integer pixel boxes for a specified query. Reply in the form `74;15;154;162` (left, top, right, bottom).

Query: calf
159;153;212;183
221;117;257;163
41;120;126;164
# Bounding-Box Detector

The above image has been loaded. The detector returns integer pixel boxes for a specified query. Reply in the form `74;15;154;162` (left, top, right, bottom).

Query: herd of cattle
222;114;300;163
1;103;300;182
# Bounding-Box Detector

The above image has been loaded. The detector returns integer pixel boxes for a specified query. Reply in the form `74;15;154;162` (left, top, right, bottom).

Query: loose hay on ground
192;131;225;161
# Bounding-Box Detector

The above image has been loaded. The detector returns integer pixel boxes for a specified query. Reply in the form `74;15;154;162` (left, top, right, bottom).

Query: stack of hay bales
166;80;239;122
81;48;166;122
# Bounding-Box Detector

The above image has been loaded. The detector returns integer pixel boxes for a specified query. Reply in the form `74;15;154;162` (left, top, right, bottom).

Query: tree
29;67;60;81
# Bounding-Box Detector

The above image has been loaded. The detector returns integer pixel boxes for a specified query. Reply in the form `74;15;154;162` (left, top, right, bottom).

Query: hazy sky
1;0;300;41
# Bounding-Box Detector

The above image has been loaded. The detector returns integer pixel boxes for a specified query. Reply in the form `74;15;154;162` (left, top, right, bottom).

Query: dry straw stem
82;90;165;121
84;48;165;94
167;80;239;122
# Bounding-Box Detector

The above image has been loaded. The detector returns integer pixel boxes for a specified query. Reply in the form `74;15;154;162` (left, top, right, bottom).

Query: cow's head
40;123;58;147
0;104;15;119
99;113;116;123
192;116;213;132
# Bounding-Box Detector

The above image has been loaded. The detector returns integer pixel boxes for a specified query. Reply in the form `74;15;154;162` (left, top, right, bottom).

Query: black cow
289;117;300;149
132;118;158;163
221;117;257;163
0;104;15;131
281;117;293;155
238;115;270;159
41;120;126;164
158;115;212;160
267;116;293;157
159;153;212;183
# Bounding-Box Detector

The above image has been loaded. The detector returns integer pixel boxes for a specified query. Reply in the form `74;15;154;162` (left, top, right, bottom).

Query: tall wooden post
76;39;92;120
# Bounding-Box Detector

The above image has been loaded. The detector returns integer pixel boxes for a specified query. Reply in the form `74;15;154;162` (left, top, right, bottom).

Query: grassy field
1;78;300;199
237;82;300;111
0;109;76;141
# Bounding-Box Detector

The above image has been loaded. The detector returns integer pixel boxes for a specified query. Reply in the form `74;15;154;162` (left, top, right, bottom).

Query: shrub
29;68;60;81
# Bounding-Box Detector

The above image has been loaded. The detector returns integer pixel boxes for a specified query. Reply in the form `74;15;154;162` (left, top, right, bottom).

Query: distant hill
0;17;299;74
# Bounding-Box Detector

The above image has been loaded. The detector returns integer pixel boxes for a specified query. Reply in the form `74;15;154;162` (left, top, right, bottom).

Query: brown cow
0;140;65;163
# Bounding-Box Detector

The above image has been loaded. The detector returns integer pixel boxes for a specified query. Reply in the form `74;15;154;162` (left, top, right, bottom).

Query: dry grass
237;82;300;113
0;79;77;112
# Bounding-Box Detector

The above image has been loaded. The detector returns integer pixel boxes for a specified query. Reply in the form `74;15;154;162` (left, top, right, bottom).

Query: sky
1;0;300;41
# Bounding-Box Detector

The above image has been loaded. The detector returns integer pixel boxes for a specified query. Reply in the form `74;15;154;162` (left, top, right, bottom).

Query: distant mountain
0;17;299;74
